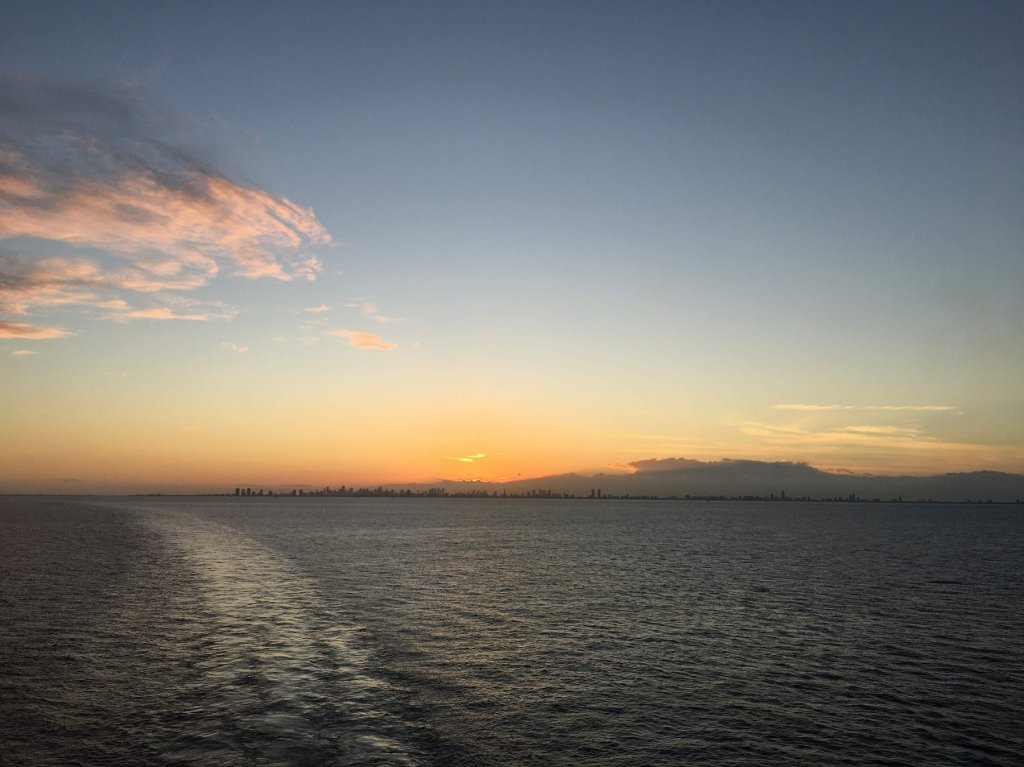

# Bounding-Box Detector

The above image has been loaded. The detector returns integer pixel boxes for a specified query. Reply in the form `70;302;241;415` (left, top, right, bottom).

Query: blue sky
1;1;1021;489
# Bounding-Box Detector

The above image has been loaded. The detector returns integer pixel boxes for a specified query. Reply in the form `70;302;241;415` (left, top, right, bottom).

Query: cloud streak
773;404;956;412
344;298;399;324
740;420;996;460
0;320;72;339
327;328;397;350
0;254;236;321
115;306;231;321
447;453;486;463
0;76;331;327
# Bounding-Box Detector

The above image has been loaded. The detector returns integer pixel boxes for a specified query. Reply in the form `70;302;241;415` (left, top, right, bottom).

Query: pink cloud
11;349;39;356
327;328;397;350
0;164;328;282
116;306;235;321
0;321;72;339
0;77;332;331
0;255;236;321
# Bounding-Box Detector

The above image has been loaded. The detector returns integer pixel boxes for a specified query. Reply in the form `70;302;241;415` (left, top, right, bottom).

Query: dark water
2;497;1022;766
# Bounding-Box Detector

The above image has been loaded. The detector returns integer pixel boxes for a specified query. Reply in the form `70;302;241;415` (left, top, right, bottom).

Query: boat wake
140;507;419;766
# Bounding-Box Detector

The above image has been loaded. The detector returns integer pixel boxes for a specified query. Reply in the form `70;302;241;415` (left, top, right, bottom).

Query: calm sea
1;496;1022;766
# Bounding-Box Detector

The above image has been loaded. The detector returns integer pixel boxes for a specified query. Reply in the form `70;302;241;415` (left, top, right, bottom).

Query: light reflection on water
142;508;419;765
1;496;1023;766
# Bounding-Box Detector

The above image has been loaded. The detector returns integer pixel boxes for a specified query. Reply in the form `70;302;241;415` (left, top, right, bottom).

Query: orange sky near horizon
1;5;1022;492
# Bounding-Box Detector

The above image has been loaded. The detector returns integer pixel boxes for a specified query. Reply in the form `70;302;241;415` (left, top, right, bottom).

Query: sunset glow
1;2;1021;493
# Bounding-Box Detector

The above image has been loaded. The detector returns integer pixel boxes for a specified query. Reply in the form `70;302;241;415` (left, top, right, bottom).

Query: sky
1;1;1022;492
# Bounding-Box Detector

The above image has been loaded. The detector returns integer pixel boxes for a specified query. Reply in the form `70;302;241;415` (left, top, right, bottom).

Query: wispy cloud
0;76;330;328
116;305;236;321
752;404;969;467
840;425;923;436
327;328;397;350
0;320;72;339
222;342;249;353
773;404;956;412
344;298;399;324
0;254;237;321
10;349;39;356
738;419;1009;467
446;453;486;463
304;304;330;314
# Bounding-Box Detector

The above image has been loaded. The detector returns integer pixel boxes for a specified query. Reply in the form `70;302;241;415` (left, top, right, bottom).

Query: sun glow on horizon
0;6;1021;492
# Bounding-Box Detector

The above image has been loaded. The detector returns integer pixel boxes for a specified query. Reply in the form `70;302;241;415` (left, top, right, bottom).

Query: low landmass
228;460;1024;503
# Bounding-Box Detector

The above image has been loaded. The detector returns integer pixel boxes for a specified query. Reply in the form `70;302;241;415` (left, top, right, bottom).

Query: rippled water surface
2;497;1022;765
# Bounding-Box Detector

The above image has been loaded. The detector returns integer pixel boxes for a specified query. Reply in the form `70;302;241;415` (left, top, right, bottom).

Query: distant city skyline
1;1;1022;491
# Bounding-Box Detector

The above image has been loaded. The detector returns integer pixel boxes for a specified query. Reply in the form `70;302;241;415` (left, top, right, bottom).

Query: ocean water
1;497;1022;766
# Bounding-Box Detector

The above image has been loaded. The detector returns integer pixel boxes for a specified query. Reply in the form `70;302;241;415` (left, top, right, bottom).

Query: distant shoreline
3;492;1021;505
